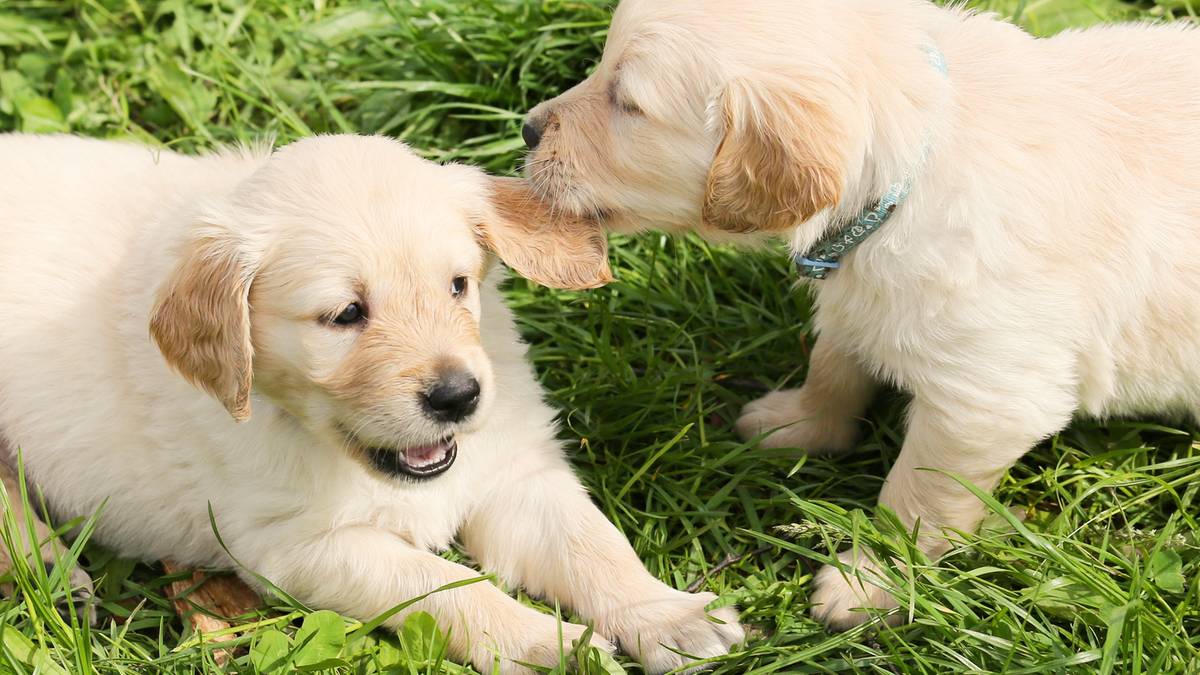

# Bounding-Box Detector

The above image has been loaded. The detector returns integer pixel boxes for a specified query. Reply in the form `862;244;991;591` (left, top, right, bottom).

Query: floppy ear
149;228;257;422
477;177;613;290
703;77;850;233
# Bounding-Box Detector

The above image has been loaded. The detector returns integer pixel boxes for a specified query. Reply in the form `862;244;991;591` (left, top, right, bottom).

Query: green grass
1;0;1199;673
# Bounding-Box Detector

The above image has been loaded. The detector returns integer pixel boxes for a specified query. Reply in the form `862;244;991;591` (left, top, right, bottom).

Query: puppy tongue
404;442;448;468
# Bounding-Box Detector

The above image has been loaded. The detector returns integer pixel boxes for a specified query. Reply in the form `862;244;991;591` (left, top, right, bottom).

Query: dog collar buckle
794;256;841;279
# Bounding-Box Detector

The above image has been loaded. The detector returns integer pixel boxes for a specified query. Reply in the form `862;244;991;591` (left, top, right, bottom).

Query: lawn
1;0;1198;673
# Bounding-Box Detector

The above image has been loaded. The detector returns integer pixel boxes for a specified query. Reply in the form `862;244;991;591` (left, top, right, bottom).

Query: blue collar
794;46;948;280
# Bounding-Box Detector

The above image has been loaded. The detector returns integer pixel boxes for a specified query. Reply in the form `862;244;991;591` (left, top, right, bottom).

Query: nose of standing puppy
521;119;544;151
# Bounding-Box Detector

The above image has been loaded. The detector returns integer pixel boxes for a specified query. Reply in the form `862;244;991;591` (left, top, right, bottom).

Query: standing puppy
521;0;1200;627
0;134;743;672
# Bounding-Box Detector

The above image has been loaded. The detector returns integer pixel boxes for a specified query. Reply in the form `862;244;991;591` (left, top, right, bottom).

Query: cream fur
0;133;742;671
523;0;1200;627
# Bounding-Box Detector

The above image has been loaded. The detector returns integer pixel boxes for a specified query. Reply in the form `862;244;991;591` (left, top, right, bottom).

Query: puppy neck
790;18;956;273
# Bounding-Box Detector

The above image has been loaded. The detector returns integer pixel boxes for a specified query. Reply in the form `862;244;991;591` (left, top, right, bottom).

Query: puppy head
522;0;864;239
150;135;607;480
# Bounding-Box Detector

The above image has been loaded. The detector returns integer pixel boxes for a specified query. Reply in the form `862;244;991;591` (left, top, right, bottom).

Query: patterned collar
794;45;948;280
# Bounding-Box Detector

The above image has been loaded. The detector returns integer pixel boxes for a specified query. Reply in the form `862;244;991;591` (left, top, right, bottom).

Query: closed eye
607;79;643;116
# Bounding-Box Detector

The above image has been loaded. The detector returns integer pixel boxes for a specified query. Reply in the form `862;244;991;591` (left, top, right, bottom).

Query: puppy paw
494;615;615;674
735;388;858;453
63;564;97;626
810;550;900;630
40;560;96;626
601;590;744;674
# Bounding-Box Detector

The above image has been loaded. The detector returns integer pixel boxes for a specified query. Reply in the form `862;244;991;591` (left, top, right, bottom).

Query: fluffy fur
0;133;742;671
522;0;1200;627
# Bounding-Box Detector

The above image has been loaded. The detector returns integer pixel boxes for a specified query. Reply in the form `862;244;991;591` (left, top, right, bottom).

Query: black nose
423;372;481;423
521;120;542;150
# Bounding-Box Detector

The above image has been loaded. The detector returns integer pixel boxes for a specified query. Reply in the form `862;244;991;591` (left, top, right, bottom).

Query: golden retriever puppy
0;134;743;672
521;0;1200;627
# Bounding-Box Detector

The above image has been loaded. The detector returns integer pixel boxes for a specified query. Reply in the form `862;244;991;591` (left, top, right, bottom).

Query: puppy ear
149;227;257;422
703;77;849;233
476;177;613;290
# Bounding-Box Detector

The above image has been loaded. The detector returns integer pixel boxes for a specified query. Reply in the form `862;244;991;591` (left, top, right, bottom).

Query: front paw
601;590;744;674
735;388;858;453
491;615;615;674
810;550;901;629
47;560;96;626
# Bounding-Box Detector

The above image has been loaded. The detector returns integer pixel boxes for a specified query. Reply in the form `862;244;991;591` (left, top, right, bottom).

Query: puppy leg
0;458;95;620
248;527;611;674
736;335;874;453
461;458;744;674
811;381;1074;628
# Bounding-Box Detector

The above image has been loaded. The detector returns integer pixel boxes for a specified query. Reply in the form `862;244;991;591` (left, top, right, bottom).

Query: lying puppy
0;133;743;672
520;0;1200;627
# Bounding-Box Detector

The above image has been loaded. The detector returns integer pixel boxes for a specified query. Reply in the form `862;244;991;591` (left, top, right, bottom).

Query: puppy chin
594;209;648;234
524;161;705;237
523;163;599;213
524;180;643;233
692;223;780;248
593;205;765;243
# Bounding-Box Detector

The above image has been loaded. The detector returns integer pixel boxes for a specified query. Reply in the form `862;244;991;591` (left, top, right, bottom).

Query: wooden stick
161;560;264;664
685;545;772;593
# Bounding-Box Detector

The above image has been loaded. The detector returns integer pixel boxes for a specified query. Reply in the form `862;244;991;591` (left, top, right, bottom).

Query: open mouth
363;437;458;480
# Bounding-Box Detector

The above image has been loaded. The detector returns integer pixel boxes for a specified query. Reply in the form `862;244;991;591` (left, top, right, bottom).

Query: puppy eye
617;99;643;116
607;81;643;116
330;302;366;326
451;276;469;299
